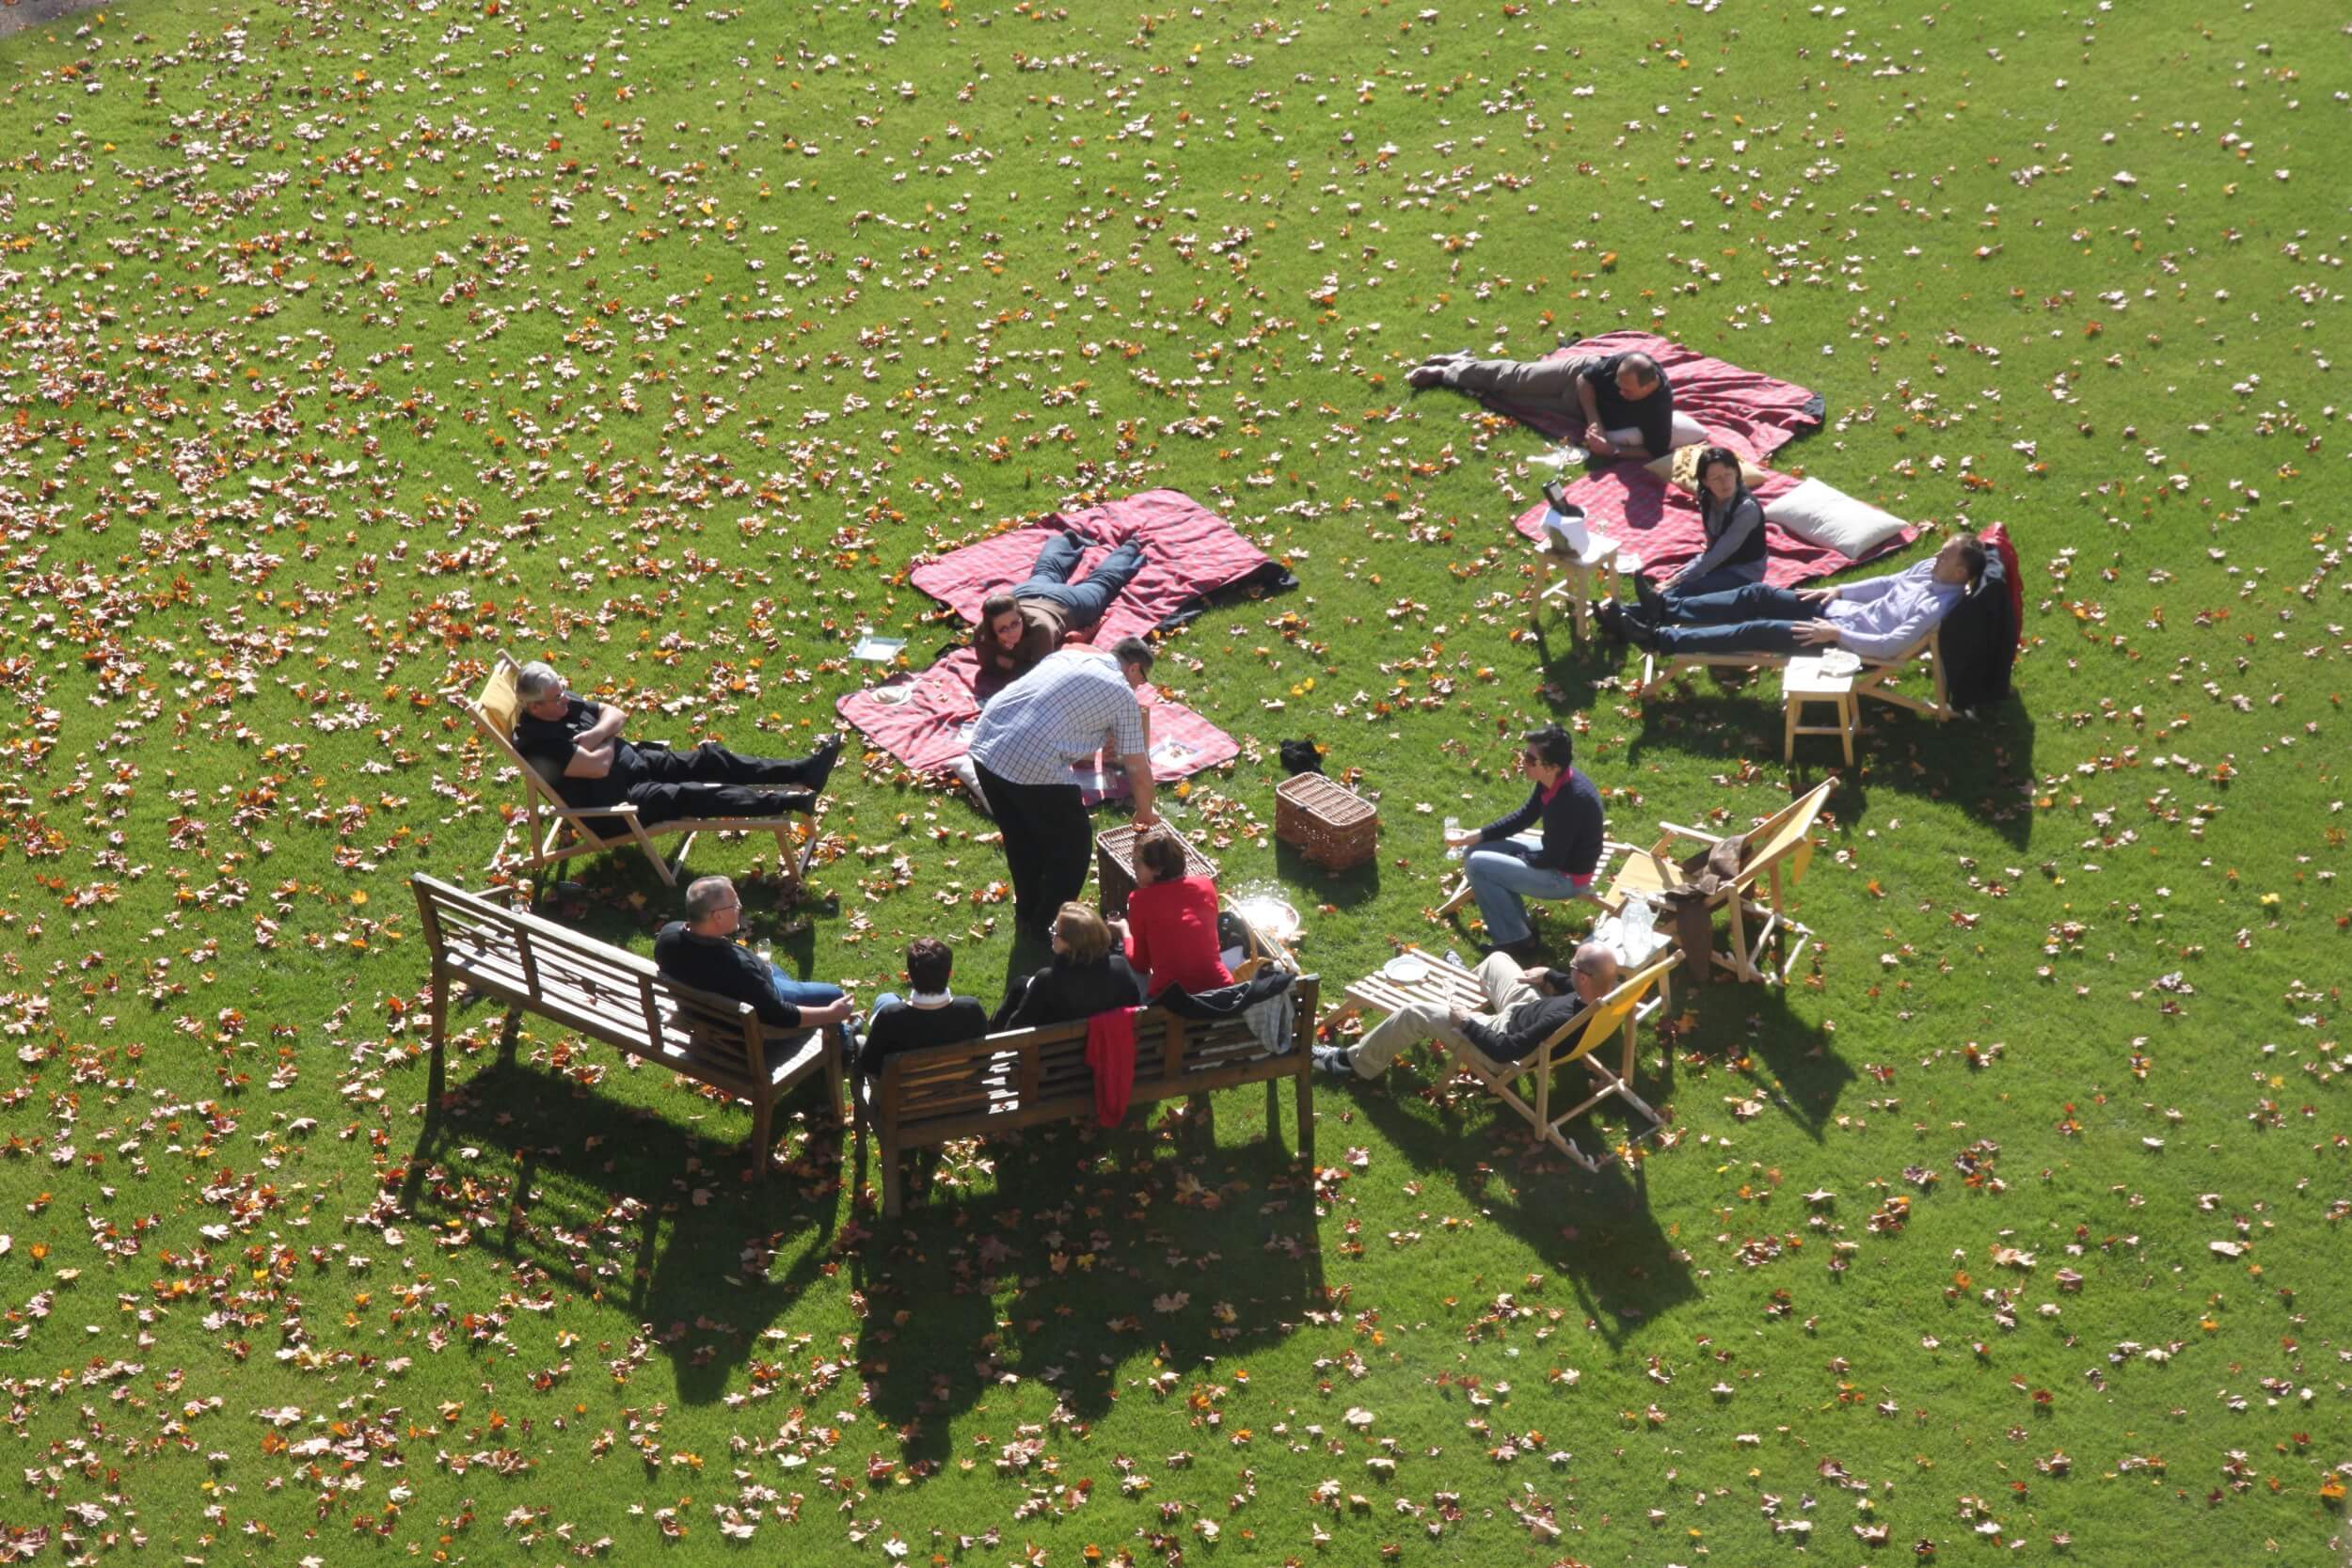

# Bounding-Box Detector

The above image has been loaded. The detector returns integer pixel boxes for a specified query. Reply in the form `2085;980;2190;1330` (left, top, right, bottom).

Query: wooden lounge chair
1631;623;1953;721
457;652;821;892
1445;954;1679;1172
1603;779;1834;984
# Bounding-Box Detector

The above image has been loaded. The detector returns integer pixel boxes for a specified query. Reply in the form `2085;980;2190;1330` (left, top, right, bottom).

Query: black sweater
857;997;990;1080
1477;769;1606;877
994;955;1146;1031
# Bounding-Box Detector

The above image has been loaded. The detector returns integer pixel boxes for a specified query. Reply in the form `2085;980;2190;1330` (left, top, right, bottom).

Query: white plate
1381;955;1431;984
1817;648;1863;677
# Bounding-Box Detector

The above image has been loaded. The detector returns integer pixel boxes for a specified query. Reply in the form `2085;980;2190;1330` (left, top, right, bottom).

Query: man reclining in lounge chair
1606;532;1985;660
1313;943;1619;1085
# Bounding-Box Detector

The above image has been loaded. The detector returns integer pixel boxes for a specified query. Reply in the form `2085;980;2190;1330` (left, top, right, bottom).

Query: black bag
1279;739;1324;777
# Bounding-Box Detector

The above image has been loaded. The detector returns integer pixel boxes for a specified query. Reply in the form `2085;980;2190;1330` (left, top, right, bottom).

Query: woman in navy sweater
1440;723;1605;958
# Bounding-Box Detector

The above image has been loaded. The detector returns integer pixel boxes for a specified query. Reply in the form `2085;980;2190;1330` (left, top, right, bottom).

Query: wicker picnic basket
1275;772;1379;872
1095;822;1218;919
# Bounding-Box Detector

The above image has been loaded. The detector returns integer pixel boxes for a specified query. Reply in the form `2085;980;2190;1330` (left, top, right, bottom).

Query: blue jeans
762;966;850;1047
1653;581;1812;657
1465;842;1592;945
866;992;902;1027
1013;533;1146;631
1654;563;1765;620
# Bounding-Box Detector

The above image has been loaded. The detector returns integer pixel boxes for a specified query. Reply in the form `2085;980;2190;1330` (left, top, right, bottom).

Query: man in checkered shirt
969;637;1161;940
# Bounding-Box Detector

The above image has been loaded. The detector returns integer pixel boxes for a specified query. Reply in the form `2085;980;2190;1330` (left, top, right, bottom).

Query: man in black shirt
1406;349;1677;462
856;936;989;1082
1311;943;1620;1083
510;659;843;832
653;875;855;1043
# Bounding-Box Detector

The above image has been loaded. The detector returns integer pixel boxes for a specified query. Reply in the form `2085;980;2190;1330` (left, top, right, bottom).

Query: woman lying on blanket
1616;446;1770;627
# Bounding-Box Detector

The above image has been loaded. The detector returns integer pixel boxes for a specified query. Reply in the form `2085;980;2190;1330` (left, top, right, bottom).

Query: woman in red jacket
1110;830;1232;1000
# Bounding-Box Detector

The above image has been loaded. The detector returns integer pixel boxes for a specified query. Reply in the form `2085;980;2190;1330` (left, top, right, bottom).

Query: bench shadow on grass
848;1099;1326;1473
405;1007;850;1407
1619;678;2039;852
1344;1074;1697;1349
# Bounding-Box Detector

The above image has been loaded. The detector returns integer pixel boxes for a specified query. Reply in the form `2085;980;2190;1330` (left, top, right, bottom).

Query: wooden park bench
857;975;1320;1216
456;652;823;892
412;873;843;1180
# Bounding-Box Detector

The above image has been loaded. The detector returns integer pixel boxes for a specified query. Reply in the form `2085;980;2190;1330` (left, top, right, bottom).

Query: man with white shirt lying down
1609;532;1986;660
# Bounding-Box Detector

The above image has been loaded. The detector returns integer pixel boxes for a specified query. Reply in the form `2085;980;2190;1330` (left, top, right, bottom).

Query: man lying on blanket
1608;532;1985;660
1406;348;1674;463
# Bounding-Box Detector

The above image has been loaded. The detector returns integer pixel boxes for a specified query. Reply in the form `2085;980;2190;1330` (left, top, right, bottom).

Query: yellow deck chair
1445;953;1679;1172
1604;779;1833;984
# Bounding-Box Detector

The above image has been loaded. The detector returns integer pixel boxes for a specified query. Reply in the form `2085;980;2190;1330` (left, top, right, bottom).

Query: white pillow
1763;477;1909;560
1609;410;1709;454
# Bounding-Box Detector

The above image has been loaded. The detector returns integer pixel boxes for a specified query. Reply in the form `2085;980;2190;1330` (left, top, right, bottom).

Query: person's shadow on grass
1342;1063;1698;1348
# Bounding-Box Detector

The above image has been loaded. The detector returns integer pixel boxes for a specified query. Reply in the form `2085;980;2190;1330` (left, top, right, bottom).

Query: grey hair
515;660;564;705
683;875;738;923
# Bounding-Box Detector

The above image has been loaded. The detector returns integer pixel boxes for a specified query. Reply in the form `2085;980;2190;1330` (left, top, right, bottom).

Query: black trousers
618;742;820;829
973;761;1092;936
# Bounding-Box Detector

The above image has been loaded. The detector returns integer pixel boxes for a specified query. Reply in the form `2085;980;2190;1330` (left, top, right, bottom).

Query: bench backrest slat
413;874;764;1078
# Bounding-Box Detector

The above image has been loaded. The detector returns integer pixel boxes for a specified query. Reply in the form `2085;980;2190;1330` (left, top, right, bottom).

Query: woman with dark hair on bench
1107;828;1232;1001
993;902;1146;1030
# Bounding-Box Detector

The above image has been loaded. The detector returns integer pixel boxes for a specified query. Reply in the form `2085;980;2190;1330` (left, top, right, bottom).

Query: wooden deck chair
1633;624;1953;721
458;653;821;893
1603;779;1833;984
1447;952;1679;1172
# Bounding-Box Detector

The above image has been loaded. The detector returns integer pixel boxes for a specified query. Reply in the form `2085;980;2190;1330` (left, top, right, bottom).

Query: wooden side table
1534;526;1638;641
1782;655;1858;765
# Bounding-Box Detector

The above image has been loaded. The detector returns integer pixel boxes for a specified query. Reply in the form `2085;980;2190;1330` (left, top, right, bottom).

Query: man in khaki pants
1313;944;1619;1083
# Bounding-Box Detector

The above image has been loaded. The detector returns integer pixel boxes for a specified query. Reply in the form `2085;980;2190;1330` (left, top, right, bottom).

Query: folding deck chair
1603;779;1834;985
457;652;822;893
1444;953;1680;1171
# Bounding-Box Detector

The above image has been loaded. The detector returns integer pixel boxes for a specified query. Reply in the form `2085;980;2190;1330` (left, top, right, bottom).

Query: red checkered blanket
909;487;1288;641
838;648;1237;799
1498;334;1912;587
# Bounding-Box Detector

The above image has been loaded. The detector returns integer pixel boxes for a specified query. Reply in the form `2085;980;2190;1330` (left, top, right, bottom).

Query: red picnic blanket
1469;330;1825;460
1498;335;1912;587
908;487;1289;641
838;648;1239;792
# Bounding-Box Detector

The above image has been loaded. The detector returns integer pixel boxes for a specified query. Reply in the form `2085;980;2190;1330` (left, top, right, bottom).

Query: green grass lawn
1;0;2347;1561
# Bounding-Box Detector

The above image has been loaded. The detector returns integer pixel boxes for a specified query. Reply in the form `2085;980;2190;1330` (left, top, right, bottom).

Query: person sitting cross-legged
857;937;991;1084
1441;723;1606;963
654;875;855;1047
1608;532;1986;660
1314;943;1621;1083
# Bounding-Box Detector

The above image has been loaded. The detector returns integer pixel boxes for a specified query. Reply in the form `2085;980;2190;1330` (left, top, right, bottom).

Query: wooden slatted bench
858;975;1319;1216
412;873;843;1180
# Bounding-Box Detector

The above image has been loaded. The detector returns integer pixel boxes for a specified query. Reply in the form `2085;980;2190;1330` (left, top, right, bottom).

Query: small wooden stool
1534;526;1636;641
1782;655;1858;765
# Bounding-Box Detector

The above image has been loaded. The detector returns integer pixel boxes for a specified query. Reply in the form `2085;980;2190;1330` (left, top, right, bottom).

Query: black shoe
1624;616;1661;653
1596;599;1629;643
1631;572;1665;618
804;733;846;794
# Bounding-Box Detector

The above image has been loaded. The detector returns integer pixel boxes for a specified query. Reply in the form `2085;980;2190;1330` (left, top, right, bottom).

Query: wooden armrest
539;799;641;821
1655;820;1717;843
